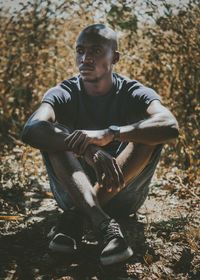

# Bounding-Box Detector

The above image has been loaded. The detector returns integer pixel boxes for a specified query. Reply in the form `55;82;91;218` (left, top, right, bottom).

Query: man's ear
112;51;120;64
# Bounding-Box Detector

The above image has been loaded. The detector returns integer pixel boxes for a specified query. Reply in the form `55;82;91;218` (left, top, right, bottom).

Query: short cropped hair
77;24;118;51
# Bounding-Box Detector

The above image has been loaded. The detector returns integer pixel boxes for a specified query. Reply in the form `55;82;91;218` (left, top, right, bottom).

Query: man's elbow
167;119;179;140
21;120;39;144
21;124;32;144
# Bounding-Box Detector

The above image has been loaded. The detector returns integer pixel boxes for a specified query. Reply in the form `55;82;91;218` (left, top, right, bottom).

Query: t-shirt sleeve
129;82;161;112
41;85;71;107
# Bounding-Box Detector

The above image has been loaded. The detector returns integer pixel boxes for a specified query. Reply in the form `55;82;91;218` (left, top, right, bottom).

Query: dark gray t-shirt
42;73;161;131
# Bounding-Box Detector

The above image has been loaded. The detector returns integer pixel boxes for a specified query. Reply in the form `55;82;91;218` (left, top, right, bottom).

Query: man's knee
47;151;84;182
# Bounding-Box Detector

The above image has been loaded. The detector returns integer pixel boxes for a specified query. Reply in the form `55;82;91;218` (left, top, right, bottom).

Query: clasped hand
64;129;112;155
85;146;124;192
64;130;124;191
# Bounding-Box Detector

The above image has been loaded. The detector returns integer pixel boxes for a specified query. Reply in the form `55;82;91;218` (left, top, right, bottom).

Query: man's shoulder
60;75;81;92
113;73;160;104
113;73;143;93
43;75;81;100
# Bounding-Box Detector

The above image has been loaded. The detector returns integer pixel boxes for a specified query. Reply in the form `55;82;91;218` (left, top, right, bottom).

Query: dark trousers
42;143;162;218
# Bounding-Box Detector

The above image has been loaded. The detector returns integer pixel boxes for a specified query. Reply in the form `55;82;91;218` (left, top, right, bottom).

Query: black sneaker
48;209;83;254
99;219;133;265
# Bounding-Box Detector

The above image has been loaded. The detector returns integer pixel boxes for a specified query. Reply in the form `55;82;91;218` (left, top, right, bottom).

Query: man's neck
83;74;113;96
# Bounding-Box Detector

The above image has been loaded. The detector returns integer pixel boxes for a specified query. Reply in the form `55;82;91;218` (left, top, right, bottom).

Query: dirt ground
0;148;199;280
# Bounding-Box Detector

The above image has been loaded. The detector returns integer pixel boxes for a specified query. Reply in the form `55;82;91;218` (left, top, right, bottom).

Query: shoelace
100;219;122;243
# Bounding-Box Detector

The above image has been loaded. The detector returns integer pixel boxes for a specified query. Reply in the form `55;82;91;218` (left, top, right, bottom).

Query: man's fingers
70;132;85;149
93;154;104;186
113;159;125;188
65;131;80;149
104;162;117;189
106;186;113;192
65;131;90;154
95;152;112;189
103;158;122;190
79;136;90;155
92;151;124;192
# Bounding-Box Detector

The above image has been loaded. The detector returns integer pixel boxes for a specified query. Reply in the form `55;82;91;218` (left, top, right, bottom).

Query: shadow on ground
0;209;153;280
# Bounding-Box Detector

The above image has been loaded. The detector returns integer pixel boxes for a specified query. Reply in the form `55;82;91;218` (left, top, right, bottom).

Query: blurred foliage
0;0;199;185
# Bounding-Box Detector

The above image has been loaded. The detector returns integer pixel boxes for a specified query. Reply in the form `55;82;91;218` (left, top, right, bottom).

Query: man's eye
76;49;84;54
94;48;102;55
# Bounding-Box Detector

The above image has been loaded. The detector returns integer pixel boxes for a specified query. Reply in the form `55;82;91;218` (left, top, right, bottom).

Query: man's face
76;34;115;83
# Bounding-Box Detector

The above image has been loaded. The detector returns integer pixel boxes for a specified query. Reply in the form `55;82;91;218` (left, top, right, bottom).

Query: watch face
109;125;120;133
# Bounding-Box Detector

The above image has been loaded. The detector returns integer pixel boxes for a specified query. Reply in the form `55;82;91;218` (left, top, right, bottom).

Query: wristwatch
108;125;120;141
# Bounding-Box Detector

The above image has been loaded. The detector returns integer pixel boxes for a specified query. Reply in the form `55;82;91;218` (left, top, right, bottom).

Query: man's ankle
89;206;110;228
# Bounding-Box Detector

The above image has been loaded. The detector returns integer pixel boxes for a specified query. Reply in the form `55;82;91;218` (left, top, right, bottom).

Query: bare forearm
21;120;69;151
118;115;179;145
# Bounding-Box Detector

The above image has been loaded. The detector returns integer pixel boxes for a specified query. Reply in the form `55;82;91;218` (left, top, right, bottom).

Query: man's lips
79;66;94;72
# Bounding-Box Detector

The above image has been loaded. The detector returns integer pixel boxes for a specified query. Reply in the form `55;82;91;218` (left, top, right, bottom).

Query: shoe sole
49;233;77;254
100;247;133;266
49;238;77;254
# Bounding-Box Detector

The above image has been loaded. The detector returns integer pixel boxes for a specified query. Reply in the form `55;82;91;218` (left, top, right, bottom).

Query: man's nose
82;51;94;64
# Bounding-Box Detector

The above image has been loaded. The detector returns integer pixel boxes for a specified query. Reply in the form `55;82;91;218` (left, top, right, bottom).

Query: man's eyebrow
76;44;83;49
76;44;104;49
92;45;104;48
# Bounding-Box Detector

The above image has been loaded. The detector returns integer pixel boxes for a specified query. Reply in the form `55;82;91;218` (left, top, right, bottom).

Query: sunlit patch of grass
185;226;200;252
